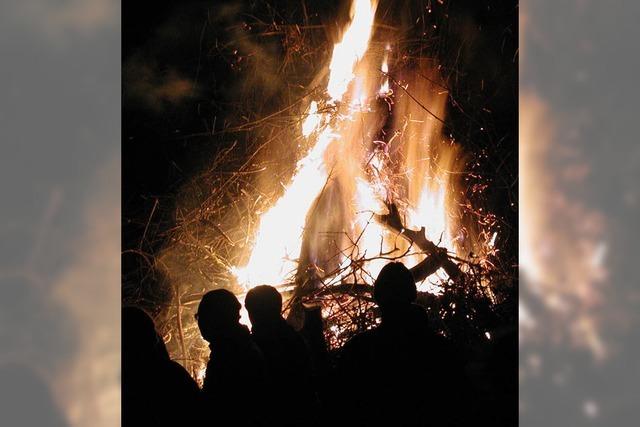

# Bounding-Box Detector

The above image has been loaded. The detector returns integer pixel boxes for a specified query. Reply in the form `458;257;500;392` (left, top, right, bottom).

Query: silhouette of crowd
123;262;515;426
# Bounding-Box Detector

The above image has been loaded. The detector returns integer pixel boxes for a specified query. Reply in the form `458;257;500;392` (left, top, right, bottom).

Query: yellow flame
351;178;388;280
235;1;479;295
409;184;451;249
379;45;390;95
327;0;378;102
392;65;458;285
232;130;334;286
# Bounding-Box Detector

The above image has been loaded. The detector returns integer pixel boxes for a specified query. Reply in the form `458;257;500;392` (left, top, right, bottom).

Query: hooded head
373;262;417;317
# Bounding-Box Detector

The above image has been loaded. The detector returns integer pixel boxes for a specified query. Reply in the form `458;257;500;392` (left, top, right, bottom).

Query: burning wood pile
123;0;516;379
227;0;506;348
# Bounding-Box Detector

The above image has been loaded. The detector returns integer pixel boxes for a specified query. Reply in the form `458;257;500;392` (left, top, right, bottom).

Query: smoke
52;155;121;427
124;57;196;111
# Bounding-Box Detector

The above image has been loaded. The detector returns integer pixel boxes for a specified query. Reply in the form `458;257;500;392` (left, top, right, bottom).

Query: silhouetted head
373;262;417;314
245;285;283;326
196;289;242;342
122;306;169;363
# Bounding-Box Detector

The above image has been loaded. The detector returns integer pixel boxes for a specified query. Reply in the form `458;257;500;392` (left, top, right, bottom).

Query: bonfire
124;0;516;381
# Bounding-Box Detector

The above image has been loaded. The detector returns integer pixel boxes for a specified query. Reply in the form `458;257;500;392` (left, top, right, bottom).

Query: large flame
234;0;379;287
235;0;472;293
235;0;475;292
327;0;378;102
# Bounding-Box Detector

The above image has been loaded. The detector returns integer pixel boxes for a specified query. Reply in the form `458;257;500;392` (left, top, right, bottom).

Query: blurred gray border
521;0;640;426
1;0;639;425
1;1;120;426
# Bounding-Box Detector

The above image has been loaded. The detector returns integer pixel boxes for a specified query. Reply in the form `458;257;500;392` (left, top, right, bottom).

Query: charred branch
377;202;463;281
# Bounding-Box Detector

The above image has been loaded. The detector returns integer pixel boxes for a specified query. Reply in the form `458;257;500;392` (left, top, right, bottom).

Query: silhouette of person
336;262;462;426
197;289;267;426
122;306;201;427
300;304;331;413
245;285;319;426
483;325;518;426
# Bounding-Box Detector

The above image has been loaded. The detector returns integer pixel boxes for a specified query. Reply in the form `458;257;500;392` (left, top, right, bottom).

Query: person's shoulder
246;338;267;362
166;360;198;384
337;328;380;371
281;321;308;346
276;319;302;338
341;328;379;354
165;359;190;374
407;303;430;324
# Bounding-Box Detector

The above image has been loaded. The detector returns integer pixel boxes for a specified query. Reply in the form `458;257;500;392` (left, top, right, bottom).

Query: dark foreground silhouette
123;262;513;427
197;289;267;426
246;285;319;426
122;306;201;426
335;262;466;426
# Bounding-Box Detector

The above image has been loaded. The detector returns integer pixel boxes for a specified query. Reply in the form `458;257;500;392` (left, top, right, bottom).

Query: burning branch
377;202;463;282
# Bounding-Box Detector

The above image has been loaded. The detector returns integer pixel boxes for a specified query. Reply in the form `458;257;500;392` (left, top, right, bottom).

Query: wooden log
377;202;463;280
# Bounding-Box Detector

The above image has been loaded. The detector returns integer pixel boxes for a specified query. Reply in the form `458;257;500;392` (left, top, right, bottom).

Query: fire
234;0;379;288
301;101;320;138
393;67;459;287
235;0;479;292
232;129;334;286
327;0;378;102
378;44;390;96
345;178;389;281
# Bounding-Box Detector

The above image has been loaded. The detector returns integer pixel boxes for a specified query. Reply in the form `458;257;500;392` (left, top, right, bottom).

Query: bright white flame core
379;45;390;95
302;101;320;137
327;0;378;101
232;130;335;286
